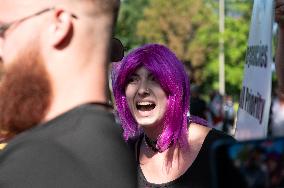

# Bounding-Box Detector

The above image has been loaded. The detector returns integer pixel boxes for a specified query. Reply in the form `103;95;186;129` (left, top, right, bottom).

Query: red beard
0;50;52;140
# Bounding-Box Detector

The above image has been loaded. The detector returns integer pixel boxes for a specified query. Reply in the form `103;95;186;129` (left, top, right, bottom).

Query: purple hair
112;44;205;151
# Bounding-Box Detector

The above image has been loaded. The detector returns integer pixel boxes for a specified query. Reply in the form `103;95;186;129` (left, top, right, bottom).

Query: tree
203;0;252;100
115;0;149;51
116;0;253;101
224;1;252;99
136;0;219;86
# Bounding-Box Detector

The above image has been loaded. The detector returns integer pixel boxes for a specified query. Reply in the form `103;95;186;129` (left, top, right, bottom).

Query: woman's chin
137;118;157;128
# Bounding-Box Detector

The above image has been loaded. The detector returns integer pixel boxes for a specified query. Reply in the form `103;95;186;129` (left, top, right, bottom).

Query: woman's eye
128;76;138;84
149;75;157;82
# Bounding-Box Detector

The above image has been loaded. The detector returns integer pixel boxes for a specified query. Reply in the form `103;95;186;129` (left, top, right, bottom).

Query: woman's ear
48;9;73;48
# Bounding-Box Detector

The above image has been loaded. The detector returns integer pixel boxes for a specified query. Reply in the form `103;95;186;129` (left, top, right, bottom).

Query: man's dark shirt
0;103;137;188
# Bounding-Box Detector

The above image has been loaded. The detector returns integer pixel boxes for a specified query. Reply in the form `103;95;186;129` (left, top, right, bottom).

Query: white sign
235;0;274;140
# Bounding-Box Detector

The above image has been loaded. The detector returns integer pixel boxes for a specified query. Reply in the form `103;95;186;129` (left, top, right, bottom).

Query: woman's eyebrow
130;73;139;77
148;73;155;78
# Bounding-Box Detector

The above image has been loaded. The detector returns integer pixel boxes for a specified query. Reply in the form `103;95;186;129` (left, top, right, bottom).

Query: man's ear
48;9;73;48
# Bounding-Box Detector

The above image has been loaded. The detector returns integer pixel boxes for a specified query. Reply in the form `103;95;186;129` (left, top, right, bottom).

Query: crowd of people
227;140;284;188
190;88;236;135
0;0;283;187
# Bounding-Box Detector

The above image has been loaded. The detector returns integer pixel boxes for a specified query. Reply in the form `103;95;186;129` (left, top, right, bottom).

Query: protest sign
235;0;274;140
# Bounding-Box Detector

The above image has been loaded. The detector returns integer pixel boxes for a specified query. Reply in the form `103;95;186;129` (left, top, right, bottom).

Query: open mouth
136;101;156;111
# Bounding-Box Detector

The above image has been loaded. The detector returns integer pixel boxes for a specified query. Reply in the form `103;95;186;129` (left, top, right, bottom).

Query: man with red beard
0;0;136;187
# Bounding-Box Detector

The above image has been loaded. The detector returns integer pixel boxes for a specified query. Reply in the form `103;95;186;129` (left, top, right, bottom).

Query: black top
137;129;234;188
0;103;137;188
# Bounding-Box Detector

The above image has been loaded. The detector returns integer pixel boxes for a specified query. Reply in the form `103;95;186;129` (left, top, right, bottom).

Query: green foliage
224;1;252;100
115;0;253;101
136;0;219;86
203;0;252;100
115;0;149;51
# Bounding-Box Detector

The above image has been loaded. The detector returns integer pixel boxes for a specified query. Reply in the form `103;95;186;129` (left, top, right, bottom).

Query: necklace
144;134;160;153
144;134;175;153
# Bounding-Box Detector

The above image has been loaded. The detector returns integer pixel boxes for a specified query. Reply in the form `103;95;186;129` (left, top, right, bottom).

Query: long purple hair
112;44;206;151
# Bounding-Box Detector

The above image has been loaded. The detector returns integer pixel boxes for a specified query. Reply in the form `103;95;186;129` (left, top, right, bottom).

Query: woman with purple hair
112;44;234;187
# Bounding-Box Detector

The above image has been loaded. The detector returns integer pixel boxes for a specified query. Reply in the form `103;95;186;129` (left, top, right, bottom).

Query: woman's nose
138;81;150;97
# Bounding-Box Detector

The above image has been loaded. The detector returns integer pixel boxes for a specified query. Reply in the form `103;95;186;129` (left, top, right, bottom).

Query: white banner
235;0;275;140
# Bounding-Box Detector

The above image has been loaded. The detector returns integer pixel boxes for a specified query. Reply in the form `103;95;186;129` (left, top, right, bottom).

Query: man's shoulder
0;104;124;160
0;105;137;187
29;104;122;139
54;103;117;125
9;105;124;151
0;138;99;187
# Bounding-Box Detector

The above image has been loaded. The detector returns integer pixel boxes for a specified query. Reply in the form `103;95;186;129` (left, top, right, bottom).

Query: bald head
3;0;120;14
76;0;120;16
45;0;120;20
0;0;121;134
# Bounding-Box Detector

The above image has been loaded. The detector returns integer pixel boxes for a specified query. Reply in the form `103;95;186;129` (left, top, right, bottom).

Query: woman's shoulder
187;123;211;146
188;123;235;146
188;123;211;138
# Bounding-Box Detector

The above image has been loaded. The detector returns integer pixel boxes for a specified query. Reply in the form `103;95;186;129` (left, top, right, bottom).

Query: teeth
136;101;156;111
137;101;153;106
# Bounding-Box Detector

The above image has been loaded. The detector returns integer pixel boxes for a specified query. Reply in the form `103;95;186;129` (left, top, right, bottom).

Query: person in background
112;44;238;188
207;91;224;130
271;0;284;137
0;0;136;187
222;95;235;135
190;84;208;121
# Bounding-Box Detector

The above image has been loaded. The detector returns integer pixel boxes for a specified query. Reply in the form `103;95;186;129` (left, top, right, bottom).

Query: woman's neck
142;125;162;141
